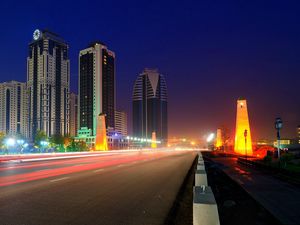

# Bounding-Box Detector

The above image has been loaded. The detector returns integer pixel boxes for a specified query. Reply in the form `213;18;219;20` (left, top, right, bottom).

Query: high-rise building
78;42;115;137
234;98;253;155
0;81;28;137
69;92;78;137
115;110;127;136
27;29;70;138
297;125;300;144
132;68;168;142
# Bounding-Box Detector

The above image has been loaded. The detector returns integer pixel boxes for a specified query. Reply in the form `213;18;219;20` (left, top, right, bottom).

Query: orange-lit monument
151;131;157;149
95;114;108;151
234;98;253;155
215;128;223;148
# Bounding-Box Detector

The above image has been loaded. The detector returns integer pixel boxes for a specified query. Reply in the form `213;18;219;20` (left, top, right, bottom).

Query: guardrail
193;152;220;225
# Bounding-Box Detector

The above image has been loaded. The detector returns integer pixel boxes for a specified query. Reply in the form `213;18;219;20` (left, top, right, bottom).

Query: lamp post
275;117;283;161
244;129;248;160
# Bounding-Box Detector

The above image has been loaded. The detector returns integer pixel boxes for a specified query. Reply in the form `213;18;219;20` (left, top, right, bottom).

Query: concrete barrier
198;157;204;162
195;169;207;186
193;185;220;225
197;164;205;170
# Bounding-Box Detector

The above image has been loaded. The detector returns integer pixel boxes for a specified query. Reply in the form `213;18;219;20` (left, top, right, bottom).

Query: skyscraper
115;110;128;136
69;92;78;137
0;81;28;137
27;29;70;138
234;98;253;155
132;68;168;142
78;42;115;137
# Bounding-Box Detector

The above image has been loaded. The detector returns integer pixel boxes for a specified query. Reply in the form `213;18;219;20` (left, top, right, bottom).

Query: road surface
0;150;196;225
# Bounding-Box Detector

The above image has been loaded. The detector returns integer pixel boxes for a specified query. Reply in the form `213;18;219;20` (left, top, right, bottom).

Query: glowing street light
206;133;215;142
6;138;16;147
17;139;25;145
40;141;49;147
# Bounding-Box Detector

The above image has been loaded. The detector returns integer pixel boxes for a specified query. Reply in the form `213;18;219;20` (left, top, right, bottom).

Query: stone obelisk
95;113;108;151
234;98;253;155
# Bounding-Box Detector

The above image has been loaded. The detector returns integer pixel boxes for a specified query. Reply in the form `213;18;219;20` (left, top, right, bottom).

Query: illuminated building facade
78;42;115;138
0;81;28;137
69;92;78;137
234;98;253;155
297;125;300;144
27;29;70;138
132;68;168;143
115;110;127;136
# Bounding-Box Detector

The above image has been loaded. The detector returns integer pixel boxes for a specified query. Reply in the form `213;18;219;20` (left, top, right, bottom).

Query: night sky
1;0;300;141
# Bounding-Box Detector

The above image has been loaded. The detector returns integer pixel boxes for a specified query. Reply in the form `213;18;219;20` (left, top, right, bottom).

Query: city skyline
1;1;300;140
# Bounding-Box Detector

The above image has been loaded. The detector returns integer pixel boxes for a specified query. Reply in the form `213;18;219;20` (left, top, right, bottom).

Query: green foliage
34;130;47;147
50;134;64;146
0;132;5;151
65;140;88;152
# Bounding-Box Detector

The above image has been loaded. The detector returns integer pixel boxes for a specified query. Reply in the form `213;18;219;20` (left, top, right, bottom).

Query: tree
0;132;5;150
49;134;64;152
34;130;47;148
63;136;72;149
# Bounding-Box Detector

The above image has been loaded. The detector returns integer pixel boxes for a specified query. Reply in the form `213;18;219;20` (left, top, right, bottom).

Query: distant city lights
126;136;161;144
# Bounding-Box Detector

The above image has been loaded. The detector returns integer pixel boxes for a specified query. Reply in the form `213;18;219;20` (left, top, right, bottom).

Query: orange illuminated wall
215;128;223;148
95;114;108;151
234;98;253;155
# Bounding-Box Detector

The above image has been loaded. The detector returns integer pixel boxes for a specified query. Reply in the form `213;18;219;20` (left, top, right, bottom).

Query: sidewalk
210;156;300;225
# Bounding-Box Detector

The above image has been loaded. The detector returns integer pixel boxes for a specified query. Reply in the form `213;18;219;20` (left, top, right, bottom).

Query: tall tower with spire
234;98;253;155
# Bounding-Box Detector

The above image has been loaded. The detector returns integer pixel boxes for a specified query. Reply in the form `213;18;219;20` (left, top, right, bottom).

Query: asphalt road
0;150;196;225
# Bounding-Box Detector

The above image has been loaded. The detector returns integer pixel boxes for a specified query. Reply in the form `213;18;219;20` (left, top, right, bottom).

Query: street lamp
244;129;248;160
206;133;215;150
6;138;16;147
275;117;283;161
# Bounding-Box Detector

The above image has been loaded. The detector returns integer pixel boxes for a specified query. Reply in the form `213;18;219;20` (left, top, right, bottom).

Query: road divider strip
193;152;220;225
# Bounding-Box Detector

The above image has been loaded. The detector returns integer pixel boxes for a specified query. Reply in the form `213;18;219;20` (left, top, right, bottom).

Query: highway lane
0;150;196;225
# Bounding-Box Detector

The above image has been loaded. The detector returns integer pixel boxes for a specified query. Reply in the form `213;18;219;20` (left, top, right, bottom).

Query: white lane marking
93;168;105;173
50;177;70;182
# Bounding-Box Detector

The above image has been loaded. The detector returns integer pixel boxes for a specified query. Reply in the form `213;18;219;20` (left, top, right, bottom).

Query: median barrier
193;185;220;225
197;164;205;170
198;157;204;163
195;169;207;186
197;162;205;170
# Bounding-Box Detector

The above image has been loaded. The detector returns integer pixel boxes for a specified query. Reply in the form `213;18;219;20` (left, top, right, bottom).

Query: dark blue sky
1;0;300;140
